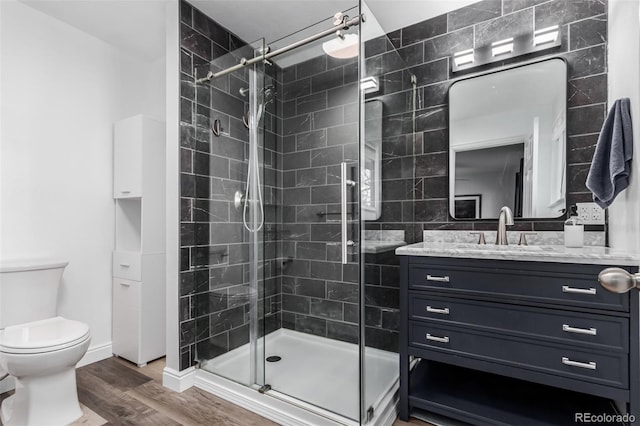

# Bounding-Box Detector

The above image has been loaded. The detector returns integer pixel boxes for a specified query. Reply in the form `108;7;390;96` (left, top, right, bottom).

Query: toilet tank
0;259;68;328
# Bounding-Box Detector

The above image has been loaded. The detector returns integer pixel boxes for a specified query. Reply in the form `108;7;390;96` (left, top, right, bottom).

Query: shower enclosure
180;1;417;423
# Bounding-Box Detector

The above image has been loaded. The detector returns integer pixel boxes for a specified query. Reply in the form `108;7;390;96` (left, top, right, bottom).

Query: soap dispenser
564;205;584;248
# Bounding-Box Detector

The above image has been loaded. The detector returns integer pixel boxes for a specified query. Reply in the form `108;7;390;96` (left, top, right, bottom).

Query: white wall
0;0;165;364
608;0;640;252
164;0;181;376
456;171;515;218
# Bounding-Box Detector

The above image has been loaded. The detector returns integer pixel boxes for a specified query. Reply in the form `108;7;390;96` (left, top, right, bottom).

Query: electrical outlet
576;203;591;222
575;202;605;225
590;204;605;224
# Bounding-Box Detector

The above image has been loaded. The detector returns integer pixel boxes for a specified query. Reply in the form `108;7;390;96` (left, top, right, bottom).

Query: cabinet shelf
112;114;165;367
115;199;142;251
409;360;619;425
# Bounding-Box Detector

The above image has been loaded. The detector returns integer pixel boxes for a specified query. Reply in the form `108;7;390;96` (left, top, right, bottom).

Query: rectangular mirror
449;58;567;219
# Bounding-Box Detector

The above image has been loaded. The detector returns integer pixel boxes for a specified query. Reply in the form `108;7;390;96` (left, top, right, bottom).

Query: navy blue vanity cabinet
398;256;640;425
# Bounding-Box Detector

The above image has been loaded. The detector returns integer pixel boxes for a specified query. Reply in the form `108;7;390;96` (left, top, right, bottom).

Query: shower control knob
598;267;640;293
234;191;246;210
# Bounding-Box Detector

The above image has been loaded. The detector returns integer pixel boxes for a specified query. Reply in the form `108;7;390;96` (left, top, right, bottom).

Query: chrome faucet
496;206;514;245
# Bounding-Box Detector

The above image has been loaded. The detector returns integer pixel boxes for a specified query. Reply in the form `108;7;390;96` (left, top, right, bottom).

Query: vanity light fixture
453;49;475;67
451;24;561;73
533;25;560;46
492;38;514;57
360;76;378;92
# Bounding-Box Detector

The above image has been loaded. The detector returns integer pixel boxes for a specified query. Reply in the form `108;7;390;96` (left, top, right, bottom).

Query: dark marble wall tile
178;0;285;370
178;0;610;369
181;23;212;61
567;163;591;193
423;129;449;153
570;16;607;50
296;56;327;80
503;0;548;14
363;0;609;254
409;59;449;86
327;321;358;344
193;8;229;50
568;134;598;164
366;36;389;58
568;104;606;136
402;14;447;47
423;27;474;63
422;82;451;108
568;74;607;108
475;8;533;47
565;45;606;79
295;315;327;336
535;0;606;29
311;68;344;93
397;43;425;68
448;0;502;31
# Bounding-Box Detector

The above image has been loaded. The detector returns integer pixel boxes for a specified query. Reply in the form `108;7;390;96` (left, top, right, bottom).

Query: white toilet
0;259;91;426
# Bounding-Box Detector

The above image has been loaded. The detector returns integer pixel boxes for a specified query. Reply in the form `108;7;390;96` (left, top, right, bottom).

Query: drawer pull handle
119;263;131;268
426;306;450;315
121;190;131;194
426;275;450;283
562;357;596;370
426;333;449;343
562;285;596;295
562;324;597;336
120;282;131;287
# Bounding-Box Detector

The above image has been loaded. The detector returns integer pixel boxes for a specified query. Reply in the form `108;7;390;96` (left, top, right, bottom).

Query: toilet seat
0;317;90;355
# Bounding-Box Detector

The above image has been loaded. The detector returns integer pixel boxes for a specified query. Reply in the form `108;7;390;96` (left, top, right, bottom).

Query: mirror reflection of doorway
454;195;482;219
454;143;523;219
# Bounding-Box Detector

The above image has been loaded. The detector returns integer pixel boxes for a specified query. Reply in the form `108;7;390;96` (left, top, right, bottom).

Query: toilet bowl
0;317;91;426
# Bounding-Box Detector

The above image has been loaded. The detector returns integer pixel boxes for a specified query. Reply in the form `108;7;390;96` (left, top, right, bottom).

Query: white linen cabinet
112;114;165;367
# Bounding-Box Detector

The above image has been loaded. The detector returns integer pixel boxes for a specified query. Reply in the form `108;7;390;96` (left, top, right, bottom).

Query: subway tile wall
365;0;608;238
359;0;609;352
277;54;364;347
177;0;609;369
178;0;284;371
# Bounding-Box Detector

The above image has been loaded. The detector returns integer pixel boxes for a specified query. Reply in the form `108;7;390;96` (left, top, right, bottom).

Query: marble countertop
396;242;640;266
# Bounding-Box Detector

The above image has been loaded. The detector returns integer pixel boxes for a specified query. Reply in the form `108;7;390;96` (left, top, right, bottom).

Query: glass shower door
260;8;363;422
359;0;414;421
193;38;268;392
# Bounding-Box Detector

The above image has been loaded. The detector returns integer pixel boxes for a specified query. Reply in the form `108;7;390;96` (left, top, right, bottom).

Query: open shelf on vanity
409;360;622;425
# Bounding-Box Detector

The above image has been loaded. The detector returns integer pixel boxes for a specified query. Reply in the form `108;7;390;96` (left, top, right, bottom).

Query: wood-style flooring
0;357;431;425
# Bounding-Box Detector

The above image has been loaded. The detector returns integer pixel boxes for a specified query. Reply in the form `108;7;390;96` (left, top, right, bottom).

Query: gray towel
586;98;633;209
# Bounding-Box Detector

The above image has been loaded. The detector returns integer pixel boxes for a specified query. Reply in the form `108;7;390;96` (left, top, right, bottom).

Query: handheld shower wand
239;85;275;233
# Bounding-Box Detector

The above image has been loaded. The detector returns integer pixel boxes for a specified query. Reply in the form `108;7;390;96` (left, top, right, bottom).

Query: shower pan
184;3;415;424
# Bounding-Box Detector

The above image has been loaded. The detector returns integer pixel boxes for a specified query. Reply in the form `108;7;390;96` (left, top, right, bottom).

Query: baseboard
78;342;113;367
194;369;353;426
162;366;195;392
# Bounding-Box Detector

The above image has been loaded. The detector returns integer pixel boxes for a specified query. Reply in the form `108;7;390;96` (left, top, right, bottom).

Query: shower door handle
341;162;356;265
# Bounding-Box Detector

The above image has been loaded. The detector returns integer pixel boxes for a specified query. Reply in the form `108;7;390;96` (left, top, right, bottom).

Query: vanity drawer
113;251;142;281
409;322;628;389
409;295;629;352
408;263;628;311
